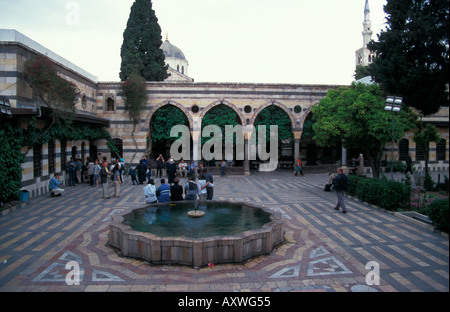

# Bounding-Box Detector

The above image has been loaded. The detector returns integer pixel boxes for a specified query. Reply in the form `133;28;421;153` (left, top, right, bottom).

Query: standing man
204;168;214;200
405;153;413;174
156;154;165;178
295;158;304;176
67;157;77;186
333;168;348;214
111;160;122;198
100;161;110;199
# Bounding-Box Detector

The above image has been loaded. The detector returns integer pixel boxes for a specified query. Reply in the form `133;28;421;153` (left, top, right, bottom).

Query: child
129;167;137;185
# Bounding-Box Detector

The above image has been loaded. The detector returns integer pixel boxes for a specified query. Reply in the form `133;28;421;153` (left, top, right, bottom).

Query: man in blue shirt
49;173;64;197
157;179;171;203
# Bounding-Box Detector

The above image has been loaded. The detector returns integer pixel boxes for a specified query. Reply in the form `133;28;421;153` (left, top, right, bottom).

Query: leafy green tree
201;104;241;145
150;105;189;143
120;0;168;81
24;54;80;142
254;106;293;142
354;65;373;81
121;73;148;124
413;123;441;175
368;0;449;116
311;82;418;177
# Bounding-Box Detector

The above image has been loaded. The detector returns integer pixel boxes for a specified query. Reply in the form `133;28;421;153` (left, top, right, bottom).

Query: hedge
347;175;410;211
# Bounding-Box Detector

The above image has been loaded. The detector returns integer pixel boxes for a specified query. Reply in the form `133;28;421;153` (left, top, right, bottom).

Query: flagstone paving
0;170;448;292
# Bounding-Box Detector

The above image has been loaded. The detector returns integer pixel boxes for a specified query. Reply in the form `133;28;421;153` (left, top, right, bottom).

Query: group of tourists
49;156;125;199
49;153;349;215
143;160;215;204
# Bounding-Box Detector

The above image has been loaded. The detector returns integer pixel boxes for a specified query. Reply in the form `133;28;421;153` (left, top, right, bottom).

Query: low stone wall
109;202;284;267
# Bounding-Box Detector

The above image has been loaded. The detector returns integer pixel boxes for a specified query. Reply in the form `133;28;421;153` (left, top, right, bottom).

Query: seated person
170;177;184;201
49;173;64;197
157;179;171;203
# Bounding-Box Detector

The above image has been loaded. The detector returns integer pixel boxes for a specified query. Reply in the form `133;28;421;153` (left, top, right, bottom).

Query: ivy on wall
0;118;118;203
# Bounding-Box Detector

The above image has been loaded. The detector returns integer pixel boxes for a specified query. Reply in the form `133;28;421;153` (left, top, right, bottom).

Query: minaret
362;0;373;47
355;0;375;68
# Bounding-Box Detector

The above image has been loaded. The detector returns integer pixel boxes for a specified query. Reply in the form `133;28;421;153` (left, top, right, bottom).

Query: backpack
340;174;349;191
186;182;198;197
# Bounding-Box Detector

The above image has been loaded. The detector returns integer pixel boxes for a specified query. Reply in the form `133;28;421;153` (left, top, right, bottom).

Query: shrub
427;198;449;233
352;176;409;211
423;172;436;191
385;161;406;173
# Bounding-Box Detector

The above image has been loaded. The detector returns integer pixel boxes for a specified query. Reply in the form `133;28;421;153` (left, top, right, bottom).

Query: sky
0;0;388;85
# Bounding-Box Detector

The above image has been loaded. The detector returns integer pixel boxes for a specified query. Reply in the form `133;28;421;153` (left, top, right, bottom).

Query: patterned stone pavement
0;170;448;292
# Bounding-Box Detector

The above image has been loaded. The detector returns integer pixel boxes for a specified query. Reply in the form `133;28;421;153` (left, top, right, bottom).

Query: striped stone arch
250;101;296;129
143;100;194;131
199;100;246;126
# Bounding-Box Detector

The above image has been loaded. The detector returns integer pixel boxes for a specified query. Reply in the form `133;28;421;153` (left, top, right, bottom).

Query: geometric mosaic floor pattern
1;171;448;292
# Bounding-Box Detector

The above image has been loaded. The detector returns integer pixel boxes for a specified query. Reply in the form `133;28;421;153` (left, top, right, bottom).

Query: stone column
243;130;252;176
341;145;347;166
191;130;201;165
293;131;302;165
192;116;202;165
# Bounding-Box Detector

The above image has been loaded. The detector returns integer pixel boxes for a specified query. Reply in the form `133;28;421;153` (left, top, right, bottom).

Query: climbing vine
0;118;118;204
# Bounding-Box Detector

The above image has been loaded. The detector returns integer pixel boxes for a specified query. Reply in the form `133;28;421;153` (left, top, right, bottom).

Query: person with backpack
184;177;199;201
333;167;348;214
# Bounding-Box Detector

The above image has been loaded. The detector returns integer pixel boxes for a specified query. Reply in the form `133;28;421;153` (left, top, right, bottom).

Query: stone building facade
1;25;448;200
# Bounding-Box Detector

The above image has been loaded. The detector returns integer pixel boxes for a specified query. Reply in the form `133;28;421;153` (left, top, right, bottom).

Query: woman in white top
144;179;157;204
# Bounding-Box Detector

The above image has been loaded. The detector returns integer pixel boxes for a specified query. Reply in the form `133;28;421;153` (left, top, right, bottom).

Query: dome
161;39;186;60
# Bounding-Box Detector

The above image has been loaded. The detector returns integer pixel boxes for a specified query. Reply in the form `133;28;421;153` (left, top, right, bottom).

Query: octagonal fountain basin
109;201;284;267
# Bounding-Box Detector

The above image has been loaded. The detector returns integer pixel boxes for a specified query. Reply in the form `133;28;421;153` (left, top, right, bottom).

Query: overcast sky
0;0;388;85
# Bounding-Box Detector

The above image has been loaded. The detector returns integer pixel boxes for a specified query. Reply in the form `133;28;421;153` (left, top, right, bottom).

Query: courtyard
0;170;448;293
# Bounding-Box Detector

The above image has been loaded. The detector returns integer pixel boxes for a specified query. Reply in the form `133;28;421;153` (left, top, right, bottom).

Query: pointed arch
143;100;193;131
250;101;295;129
199;100;245;127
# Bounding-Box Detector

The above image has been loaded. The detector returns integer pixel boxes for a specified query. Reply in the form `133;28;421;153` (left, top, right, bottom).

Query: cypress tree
368;0;449;116
119;0;168;81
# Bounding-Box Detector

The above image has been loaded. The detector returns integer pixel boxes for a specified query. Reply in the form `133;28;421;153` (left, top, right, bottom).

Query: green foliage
119;0;168;82
348;175;410;210
423;173;436;192
311;82;418;177
24;54;80;119
0;121;27;203
354;65;373;80
151;105;189;143
385;160;415;173
0;118;117;204
427;198;449;232
367;0;449;116
254;106;293;142
201;104;241;145
121;73;148;124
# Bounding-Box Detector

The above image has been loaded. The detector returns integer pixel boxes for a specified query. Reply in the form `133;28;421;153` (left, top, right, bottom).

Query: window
399;138;409;161
191;105;200;113
48;141;56;174
33;144;42;178
436;139;446;161
106;97;115;111
81;94;87;109
113;138;123;159
416;143;426;161
182;66;184;75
